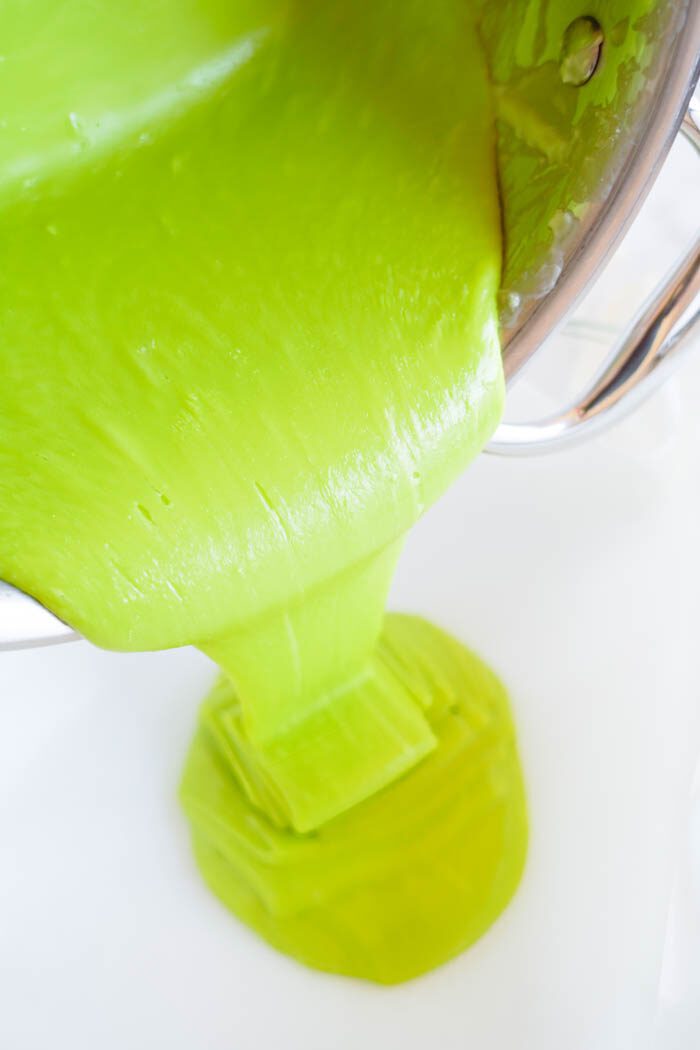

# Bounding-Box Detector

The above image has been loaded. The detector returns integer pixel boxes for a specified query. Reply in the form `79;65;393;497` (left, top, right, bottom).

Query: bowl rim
502;3;700;383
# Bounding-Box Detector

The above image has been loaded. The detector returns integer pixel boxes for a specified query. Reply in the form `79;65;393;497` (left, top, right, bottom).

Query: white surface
1;136;699;1050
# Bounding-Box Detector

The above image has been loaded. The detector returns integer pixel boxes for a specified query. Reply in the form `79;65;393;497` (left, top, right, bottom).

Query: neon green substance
0;0;527;982
183;615;526;984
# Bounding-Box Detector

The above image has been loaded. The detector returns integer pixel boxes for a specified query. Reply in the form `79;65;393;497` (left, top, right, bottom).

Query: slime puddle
0;0;527;982
183;614;526;984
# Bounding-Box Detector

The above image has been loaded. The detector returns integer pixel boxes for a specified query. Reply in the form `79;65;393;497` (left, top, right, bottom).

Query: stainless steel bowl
490;0;700;451
2;1;699;648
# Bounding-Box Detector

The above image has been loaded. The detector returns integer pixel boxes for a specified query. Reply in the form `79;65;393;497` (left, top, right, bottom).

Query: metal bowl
2;1;699;647
490;0;700;452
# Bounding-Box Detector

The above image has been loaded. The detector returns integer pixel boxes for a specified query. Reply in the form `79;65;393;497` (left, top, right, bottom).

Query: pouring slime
0;0;527;982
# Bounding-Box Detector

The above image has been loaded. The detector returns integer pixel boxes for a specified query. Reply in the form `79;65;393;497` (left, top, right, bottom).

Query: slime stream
0;0;527;982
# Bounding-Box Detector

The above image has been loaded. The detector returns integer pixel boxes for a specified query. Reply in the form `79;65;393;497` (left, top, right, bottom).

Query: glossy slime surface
0;0;526;982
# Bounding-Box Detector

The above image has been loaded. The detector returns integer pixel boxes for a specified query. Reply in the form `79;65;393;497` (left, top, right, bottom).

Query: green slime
0;0;527;982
